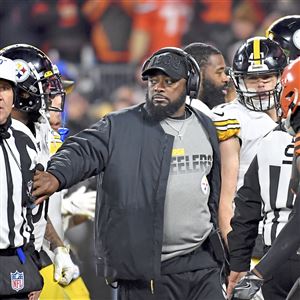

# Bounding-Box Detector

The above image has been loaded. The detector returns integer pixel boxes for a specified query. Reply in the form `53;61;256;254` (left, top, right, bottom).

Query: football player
215;37;287;248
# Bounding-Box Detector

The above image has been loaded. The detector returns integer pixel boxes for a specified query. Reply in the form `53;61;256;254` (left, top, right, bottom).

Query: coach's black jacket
47;103;221;281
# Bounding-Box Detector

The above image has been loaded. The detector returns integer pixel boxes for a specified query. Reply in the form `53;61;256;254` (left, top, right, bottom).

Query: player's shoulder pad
212;104;241;142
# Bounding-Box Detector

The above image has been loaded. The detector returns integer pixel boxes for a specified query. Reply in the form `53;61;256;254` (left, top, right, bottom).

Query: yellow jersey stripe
213;119;240;127
217;128;240;142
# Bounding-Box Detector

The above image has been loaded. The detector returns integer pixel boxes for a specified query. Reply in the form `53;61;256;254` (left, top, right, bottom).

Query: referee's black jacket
46;103;221;282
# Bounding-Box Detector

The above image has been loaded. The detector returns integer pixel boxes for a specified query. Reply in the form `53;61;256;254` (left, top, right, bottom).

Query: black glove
290;107;300;134
231;271;264;300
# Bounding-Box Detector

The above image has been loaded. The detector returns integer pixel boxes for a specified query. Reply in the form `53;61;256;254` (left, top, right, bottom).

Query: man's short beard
201;78;226;109
145;89;187;121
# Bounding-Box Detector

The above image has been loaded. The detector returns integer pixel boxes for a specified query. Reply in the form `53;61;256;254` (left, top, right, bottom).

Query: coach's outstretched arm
33;117;110;204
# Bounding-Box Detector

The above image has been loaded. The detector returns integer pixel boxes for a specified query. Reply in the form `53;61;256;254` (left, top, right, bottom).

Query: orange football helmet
280;57;300;134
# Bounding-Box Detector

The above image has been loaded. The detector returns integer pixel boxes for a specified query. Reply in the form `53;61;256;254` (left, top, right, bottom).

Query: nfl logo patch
10;270;24;292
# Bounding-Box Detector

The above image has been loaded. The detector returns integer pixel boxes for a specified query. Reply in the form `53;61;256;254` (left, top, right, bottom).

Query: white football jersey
213;99;277;190
187;97;241;142
42;129;64;260
31;117;51;251
187;97;215;119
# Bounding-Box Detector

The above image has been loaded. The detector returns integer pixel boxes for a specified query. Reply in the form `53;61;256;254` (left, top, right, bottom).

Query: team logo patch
293;29;300;50
10;270;24;292
15;59;30;83
201;176;209;194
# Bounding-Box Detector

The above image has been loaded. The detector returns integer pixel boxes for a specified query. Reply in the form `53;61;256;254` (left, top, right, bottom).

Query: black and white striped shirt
228;126;295;271
258;129;294;246
0;119;37;249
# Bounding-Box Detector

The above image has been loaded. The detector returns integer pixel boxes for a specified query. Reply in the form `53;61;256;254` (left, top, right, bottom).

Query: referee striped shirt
228;127;295;271
0;121;37;249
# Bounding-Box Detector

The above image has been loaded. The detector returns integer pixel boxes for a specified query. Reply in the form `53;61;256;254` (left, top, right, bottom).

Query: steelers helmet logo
15;59;30;83
293;29;300;50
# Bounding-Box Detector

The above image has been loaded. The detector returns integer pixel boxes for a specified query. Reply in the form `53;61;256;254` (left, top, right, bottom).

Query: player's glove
230;270;264;300
62;186;96;220
53;246;80;286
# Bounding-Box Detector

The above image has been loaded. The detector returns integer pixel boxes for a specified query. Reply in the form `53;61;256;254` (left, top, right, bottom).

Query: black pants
262;251;300;300
117;241;225;300
118;268;225;300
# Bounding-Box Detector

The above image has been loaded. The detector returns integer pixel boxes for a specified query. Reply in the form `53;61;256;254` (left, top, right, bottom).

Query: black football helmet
266;15;300;61
0;44;65;113
232;36;287;111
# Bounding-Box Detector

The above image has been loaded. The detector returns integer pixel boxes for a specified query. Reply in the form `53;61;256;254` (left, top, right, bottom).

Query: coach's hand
32;170;60;204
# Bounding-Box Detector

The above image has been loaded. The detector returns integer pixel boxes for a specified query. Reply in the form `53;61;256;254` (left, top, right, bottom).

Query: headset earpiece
141;47;201;99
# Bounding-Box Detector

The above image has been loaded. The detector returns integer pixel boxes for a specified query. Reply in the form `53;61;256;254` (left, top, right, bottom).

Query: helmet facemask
233;71;281;112
232;37;287;112
44;66;66;112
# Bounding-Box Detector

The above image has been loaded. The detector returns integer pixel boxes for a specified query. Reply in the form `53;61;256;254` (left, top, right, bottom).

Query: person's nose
154;79;165;93
223;72;230;83
257;79;266;89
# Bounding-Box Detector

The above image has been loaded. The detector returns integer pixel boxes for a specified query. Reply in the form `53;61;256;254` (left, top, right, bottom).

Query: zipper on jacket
150;279;154;294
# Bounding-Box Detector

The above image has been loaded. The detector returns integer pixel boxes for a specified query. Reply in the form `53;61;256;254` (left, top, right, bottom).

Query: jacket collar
0;115;12;140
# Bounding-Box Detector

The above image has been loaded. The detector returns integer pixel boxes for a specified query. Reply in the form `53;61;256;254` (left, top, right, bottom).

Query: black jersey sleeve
228;155;263;272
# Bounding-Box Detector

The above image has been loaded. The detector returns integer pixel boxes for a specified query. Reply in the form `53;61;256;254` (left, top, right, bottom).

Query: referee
226;123;298;300
0;56;43;298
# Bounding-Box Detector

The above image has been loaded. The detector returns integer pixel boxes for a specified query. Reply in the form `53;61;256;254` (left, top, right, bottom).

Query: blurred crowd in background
1;1;299;299
1;0;299;136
